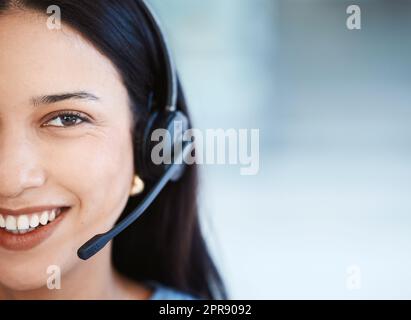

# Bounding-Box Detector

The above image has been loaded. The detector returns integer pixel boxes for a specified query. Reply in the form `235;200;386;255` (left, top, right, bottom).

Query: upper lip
0;205;69;216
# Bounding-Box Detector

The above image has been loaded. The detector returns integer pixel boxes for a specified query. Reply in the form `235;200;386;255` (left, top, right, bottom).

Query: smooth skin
0;9;152;299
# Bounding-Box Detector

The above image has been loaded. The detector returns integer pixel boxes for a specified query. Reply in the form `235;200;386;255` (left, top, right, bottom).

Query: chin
0;245;76;293
0;264;50;292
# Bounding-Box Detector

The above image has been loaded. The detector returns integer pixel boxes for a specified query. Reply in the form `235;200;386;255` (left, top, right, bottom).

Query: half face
0;10;135;290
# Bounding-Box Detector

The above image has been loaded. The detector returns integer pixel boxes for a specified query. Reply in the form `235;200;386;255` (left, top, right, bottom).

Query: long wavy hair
0;0;226;299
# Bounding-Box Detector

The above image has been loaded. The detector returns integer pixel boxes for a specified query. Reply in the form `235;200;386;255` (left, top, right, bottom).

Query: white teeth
0;207;65;234
49;209;56;222
30;214;40;228
5;216;17;231
17;215;30;231
39;211;49;226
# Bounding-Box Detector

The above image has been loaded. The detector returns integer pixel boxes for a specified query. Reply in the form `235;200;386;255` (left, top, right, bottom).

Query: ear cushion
133;111;158;181
135;110;189;180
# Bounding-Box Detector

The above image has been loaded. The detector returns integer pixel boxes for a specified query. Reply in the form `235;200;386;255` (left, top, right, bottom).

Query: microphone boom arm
77;141;193;260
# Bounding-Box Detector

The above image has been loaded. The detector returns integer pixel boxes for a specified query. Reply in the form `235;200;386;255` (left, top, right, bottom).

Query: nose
0;128;46;198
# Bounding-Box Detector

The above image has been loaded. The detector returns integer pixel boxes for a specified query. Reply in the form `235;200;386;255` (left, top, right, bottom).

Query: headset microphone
77;0;191;260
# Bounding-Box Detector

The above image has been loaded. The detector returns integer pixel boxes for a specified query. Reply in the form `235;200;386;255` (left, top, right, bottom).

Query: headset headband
138;0;177;112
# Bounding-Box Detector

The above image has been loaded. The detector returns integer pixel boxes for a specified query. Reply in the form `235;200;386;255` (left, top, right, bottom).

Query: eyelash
42;111;91;128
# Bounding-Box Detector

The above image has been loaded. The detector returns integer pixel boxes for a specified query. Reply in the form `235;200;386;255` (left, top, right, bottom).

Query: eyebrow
32;92;100;107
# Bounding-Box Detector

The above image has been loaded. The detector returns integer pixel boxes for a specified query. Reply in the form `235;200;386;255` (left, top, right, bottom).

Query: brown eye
43;112;90;128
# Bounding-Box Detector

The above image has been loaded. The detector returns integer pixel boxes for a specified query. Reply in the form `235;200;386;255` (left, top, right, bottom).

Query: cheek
44;126;135;231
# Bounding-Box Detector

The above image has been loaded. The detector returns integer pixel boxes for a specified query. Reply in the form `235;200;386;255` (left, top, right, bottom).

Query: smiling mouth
0;207;70;235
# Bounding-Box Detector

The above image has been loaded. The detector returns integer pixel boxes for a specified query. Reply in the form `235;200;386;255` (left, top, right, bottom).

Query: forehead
0;10;124;108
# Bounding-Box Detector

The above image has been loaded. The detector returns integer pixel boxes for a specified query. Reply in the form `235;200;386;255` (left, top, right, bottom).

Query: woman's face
0;10;135;290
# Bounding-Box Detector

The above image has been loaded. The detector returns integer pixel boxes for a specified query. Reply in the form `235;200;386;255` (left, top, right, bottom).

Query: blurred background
151;0;411;299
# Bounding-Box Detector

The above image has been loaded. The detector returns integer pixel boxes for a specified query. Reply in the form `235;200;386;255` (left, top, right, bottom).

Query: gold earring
130;174;144;196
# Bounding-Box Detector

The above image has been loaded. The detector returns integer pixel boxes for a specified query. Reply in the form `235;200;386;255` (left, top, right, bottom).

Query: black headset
77;0;193;260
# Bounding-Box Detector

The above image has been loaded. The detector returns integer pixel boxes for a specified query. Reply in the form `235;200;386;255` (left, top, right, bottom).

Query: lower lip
0;207;70;251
